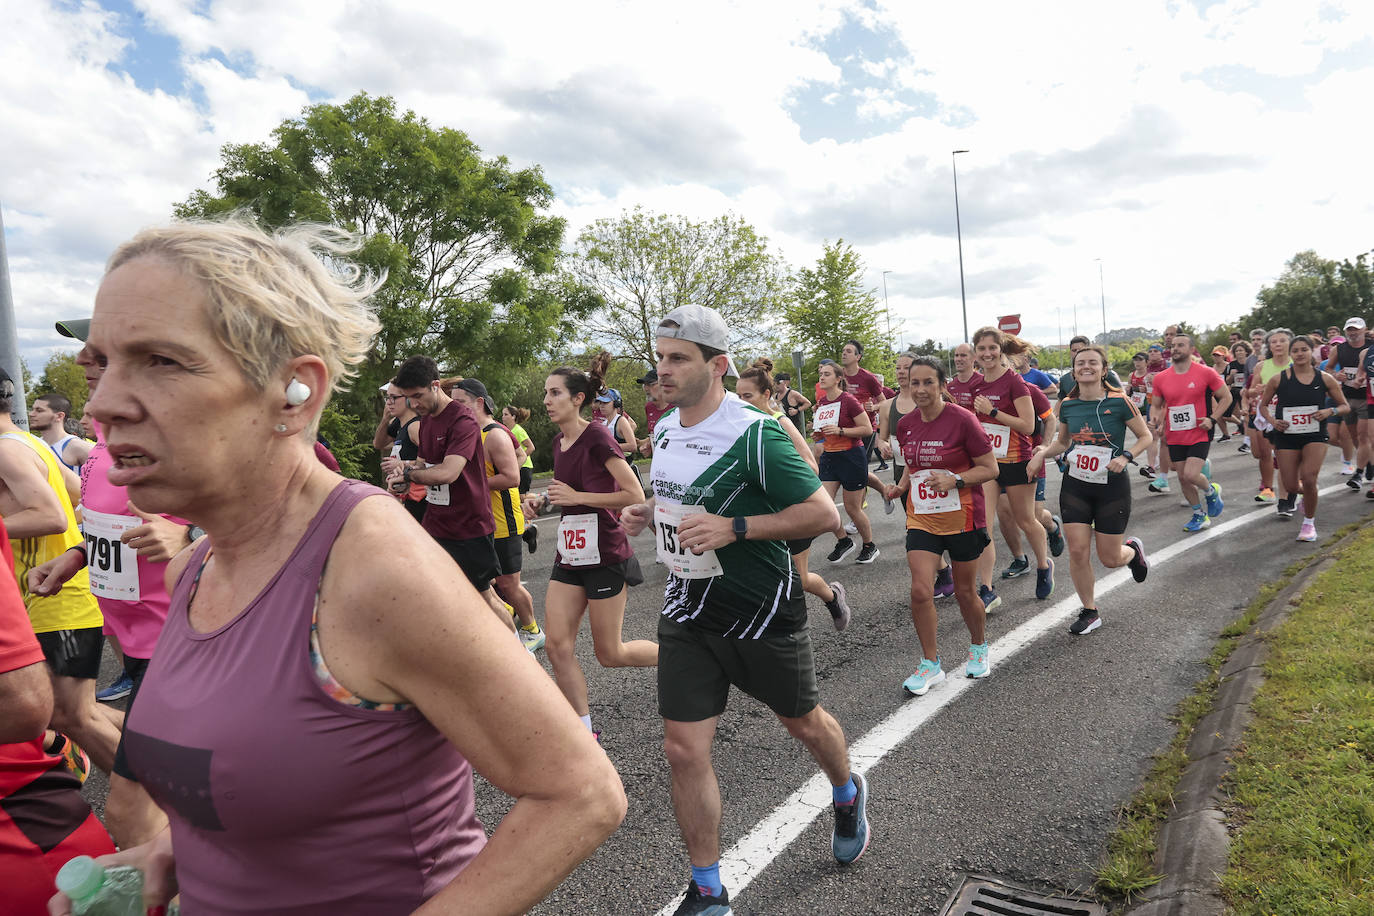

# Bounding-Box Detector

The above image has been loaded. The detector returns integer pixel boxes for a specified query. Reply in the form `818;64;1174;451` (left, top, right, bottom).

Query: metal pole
1097;258;1107;344
881;270;892;350
0;206;29;430
952;150;969;343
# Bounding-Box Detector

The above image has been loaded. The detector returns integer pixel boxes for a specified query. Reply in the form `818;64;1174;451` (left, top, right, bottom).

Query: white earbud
285;378;311;406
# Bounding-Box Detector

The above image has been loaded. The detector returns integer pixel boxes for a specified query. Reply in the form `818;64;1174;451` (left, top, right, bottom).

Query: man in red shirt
1150;335;1231;532
637;368;667;457
0;522;116;914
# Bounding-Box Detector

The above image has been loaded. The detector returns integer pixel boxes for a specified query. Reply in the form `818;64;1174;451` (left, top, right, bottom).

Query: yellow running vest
0;431;102;633
481;424;526;541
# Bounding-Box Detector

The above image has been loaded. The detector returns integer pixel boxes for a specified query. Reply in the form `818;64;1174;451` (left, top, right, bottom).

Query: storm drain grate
938;874;1106;916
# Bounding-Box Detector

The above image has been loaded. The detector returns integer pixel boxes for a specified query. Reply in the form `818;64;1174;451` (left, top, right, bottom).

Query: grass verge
1093;522;1364;904
1219;525;1374;913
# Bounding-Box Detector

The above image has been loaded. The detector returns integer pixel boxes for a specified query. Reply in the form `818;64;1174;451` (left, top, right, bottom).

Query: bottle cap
56;855;105;900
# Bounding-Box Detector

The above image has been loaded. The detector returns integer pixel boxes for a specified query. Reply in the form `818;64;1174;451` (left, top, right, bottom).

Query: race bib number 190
1067;445;1111;484
82;509;140;600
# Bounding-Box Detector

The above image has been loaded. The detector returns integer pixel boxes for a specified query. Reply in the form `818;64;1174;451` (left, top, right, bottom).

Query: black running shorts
657;615;818;722
493;534;523;577
1166;441;1211;463
1059;472;1131;536
35;627;103;680
996;460;1032;488
549;557;643;599
905;527;989;563
436;533;502;593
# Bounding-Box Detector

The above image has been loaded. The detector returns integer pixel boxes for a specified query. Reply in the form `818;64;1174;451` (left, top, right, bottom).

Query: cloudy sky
3;0;1372;370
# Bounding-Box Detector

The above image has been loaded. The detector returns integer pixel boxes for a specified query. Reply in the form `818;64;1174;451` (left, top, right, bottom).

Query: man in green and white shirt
622;304;872;915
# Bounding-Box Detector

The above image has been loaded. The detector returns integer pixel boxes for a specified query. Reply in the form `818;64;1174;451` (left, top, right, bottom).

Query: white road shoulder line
656;483;1348;914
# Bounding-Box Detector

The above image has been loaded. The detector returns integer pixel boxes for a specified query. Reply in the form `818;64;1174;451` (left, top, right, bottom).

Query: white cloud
2;0;1372;371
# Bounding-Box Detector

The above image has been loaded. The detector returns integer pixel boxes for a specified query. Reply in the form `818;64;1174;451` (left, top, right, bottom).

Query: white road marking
657;483;1348;914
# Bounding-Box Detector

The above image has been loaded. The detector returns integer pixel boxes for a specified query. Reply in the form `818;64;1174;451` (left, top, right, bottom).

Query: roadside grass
1219;524;1374;914
1094;521;1365;904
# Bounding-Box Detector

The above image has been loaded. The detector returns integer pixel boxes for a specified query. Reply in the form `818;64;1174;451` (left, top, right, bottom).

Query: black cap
454;378;495;415
56;318;91;341
636;368;658;384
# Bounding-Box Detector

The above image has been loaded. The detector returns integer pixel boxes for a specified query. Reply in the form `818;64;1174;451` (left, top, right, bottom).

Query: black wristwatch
186;525;206;543
989;407;999;418
733;516;748;542
954;474;966;490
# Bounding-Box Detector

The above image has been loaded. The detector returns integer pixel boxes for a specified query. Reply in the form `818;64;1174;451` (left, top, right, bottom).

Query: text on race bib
907;470;961;514
1168;403;1196;431
653;504;724;579
1130;392;1146;408
82;509;140;600
812;402;841;432
556;512;601;566
1283;405;1320;435
980;422;1011;459
1067;445;1112;485
1343;367;1357;383
889;436;904;466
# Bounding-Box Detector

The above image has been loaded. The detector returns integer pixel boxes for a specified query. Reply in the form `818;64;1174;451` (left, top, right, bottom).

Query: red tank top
122;480;486;914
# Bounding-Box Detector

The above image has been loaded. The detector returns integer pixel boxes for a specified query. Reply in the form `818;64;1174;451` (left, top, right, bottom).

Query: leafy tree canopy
784;240;891;386
571;208;789;365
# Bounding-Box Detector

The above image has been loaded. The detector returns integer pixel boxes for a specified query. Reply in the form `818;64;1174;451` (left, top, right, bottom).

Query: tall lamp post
952;149;970;342
881;269;893;350
1096;258;1107;343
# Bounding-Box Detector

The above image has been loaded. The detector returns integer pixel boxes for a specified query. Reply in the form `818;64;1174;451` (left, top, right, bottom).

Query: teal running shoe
965;643;990;679
902;658;946;696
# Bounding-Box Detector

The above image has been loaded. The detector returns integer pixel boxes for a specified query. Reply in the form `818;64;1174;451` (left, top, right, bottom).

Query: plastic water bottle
55;855;177;915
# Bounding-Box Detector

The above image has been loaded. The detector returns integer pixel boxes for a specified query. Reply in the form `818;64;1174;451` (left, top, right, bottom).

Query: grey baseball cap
56;318;91;341
655;305;739;378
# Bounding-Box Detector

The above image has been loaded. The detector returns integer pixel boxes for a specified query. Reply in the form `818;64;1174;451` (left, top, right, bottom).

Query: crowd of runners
2;217;1370;915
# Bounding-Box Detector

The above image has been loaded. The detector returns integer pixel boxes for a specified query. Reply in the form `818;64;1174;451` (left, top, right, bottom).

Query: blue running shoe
902;658;946;696
1205;482;1224;518
1035;559;1054;600
96;672;133;702
965;643;990;678
1183;510;1210;532
832;772;871;865
979;585;1002;613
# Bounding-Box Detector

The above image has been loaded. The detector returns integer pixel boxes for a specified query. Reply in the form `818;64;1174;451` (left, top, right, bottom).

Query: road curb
1121;535;1355;915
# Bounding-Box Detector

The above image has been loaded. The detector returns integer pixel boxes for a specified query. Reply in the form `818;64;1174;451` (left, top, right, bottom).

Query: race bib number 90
82;509;140;600
654;504;723;579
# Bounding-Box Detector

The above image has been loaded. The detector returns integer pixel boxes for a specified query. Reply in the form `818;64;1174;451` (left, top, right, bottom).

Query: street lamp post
881;269;893;350
1096;258;1107;344
952;150;970;342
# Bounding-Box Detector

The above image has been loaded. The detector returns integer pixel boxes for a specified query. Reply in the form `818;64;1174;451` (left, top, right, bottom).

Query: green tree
784;240;889;386
31;353;89;416
571;208;789;365
1243;250;1373;335
176;92;588;478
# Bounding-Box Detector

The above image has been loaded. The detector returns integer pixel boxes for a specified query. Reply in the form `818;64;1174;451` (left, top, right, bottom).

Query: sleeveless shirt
122;480;486;914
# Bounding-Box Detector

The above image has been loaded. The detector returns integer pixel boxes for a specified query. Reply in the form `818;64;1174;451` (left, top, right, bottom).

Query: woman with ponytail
522;352;657;739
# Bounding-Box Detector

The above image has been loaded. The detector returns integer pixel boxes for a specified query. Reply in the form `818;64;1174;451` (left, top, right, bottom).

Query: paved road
83;443;1374;914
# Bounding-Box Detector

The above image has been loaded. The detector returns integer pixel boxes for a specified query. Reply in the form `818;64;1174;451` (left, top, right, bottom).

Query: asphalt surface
82;441;1374;914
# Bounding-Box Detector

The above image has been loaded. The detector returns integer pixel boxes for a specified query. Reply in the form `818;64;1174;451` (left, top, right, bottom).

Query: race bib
389;443;402;458
82;509;140;600
981;422;1010;459
557;512;601;566
908;470;961;514
654;504;723;579
1068;445;1112;484
890;436;904;466
1342;367;1357;384
1283;405;1320;435
425;483;450;506
812;401;841;432
1168;403;1196;431
1130;392;1146;408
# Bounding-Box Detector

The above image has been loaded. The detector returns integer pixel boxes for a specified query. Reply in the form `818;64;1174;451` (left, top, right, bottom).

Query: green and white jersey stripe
650;395;822;638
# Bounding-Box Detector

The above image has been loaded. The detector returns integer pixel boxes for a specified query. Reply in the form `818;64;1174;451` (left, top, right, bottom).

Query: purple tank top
122;480;487;914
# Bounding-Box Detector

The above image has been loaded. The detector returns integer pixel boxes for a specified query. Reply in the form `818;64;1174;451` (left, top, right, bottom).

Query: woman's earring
275;424;288;433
